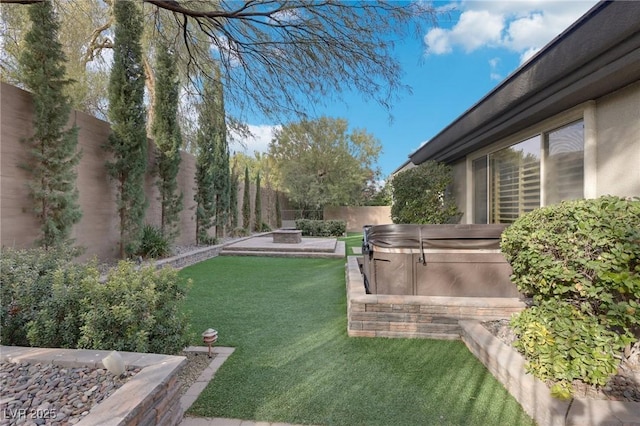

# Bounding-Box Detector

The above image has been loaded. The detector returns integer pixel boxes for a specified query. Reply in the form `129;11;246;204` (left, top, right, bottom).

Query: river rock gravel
0;362;138;426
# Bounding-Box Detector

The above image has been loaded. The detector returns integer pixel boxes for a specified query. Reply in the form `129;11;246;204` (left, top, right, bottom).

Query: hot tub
361;224;519;297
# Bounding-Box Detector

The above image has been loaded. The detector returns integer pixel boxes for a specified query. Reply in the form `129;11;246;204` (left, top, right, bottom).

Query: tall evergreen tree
105;0;147;258
228;160;239;230
275;192;282;229
242;166;251;230
19;1;82;249
210;66;230;238
152;41;183;241
194;75;222;244
254;172;262;232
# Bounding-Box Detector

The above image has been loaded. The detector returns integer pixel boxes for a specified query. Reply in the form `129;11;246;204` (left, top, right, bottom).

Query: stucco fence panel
323;206;392;233
0;83;286;262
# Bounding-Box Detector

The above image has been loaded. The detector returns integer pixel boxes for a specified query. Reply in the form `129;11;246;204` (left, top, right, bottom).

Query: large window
544;121;585;205
472;121;584;223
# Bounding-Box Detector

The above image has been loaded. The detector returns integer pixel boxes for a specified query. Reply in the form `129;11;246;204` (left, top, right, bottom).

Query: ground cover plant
501;196;640;399
180;256;534;425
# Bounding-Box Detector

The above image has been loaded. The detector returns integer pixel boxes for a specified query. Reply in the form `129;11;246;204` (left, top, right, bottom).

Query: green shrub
78;262;191;354
295;219;345;236
501;196;640;335
501;196;640;397
26;264;98;348
1;247;78;346
260;222;272;232
136;224;171;259
0;247;191;354
231;227;250;237
390;160;461;224
510;299;628;399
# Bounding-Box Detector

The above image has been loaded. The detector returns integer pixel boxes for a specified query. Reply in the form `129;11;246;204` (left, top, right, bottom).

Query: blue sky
234;0;599;178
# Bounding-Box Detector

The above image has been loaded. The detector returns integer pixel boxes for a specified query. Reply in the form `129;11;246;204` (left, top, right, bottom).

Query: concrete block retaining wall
346;256;526;339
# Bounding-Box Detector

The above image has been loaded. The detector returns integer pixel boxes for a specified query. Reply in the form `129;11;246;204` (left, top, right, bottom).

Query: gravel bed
176;351;215;396
483;319;640;402
0;362;138;426
0;351;215;426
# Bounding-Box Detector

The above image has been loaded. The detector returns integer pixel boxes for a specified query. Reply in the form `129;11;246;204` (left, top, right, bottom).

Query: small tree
391;161;460;224
19;1;82;249
242;166;251;230
152;41;183;241
105;0;147;258
254;172;262;232
275;192;282;229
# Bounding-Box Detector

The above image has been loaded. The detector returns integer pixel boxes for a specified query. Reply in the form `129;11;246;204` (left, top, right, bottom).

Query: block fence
0;82;287;262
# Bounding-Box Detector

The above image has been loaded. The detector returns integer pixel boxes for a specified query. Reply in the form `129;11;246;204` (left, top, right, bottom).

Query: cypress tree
106;0;147;258
19;1;81;249
254;172;262;232
242;166;251;230
275;192;282;229
194;77;219;244
228;160;239;230
210;66;230;238
152;41;183;241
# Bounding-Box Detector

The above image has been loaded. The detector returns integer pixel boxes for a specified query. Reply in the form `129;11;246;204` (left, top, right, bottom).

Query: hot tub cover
365;224;508;250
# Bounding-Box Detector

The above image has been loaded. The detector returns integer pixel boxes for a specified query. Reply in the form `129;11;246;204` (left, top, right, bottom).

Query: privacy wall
0;83;279;262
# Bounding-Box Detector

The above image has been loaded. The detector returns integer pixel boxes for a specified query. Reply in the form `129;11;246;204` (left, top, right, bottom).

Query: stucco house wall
399;1;640;225
594;81;640;198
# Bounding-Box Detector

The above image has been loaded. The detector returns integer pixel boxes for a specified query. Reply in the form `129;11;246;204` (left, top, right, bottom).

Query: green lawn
180;256;534;426
342;232;364;256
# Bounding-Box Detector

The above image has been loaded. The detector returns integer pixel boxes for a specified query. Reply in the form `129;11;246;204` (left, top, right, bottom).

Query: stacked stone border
461;321;640;426
345;256;525;339
155;235;264;270
0;346;186;426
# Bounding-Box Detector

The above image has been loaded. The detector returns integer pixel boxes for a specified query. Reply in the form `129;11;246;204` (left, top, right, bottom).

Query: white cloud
488;57;502;81
229;124;281;156
424;0;599;64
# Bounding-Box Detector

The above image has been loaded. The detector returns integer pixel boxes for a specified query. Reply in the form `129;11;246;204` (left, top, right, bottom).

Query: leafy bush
26;264;98;348
1;247;78;346
391;160;461;224
1;247;191;354
501;196;640;335
510;299;628;399
295;219;345;236
79;262;191;354
501;196;640;397
136;224;171;259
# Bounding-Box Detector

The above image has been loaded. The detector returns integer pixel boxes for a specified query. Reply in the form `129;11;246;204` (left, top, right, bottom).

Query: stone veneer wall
346;256;526;339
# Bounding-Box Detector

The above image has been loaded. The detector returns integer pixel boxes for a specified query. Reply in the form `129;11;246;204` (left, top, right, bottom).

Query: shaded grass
339;232;363;256
180;256;534;426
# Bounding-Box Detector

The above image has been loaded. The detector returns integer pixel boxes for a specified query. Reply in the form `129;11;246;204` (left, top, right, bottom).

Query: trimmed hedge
501;196;640;398
295;219;346;237
1;247;192;354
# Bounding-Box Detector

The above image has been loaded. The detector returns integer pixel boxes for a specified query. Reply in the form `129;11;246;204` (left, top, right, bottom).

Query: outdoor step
219;250;344;259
